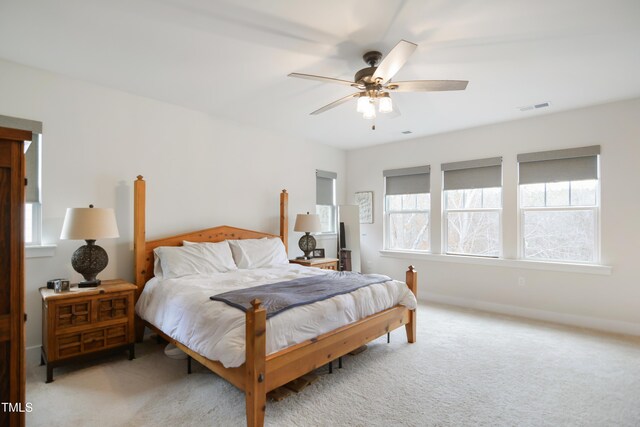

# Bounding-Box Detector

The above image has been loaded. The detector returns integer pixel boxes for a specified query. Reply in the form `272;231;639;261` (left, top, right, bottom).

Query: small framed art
313;248;325;258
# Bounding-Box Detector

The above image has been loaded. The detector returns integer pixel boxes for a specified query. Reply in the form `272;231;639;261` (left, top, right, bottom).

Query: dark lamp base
297;233;317;261
78;279;101;288
71;240;109;288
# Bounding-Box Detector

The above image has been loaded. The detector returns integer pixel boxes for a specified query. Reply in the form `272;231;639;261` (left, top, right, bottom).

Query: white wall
347;98;640;334
0;59;346;350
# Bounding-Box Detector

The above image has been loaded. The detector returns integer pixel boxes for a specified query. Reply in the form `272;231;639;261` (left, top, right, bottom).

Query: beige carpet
26;303;640;426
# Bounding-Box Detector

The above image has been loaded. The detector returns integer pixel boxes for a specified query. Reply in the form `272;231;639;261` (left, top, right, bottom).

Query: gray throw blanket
210;271;391;319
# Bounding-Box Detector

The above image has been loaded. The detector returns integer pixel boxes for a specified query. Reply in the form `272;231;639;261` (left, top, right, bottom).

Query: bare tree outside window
444;188;502;257
520;180;598;262
386;193;430;251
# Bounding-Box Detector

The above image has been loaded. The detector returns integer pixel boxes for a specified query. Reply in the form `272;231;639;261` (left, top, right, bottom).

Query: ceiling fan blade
310;93;360;115
372;40;417;84
288;73;355;86
387;80;469;92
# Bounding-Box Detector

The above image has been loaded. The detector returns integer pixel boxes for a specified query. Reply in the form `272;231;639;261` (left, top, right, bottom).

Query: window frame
25;132;42;246
518;180;601;264
316;172;337;234
442;188;503;258
383;191;431;252
25;202;42;246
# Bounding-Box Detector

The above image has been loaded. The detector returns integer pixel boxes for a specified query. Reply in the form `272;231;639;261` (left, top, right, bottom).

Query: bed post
280;189;288;254
245;299;266;427
405;265;417;343
134;175;146;342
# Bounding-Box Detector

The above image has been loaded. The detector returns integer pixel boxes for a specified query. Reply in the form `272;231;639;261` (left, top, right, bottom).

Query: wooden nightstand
39;279;136;383
289;258;339;270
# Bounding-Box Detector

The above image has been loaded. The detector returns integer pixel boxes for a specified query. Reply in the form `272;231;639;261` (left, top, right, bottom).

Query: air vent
402;130;412;134
518;102;551;112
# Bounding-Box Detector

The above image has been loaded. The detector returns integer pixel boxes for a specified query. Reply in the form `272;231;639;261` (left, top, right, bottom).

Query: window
0;115;42;245
316;170;336;233
25;133;41;245
442;157;502;257
383;166;430;251
518;146;600;263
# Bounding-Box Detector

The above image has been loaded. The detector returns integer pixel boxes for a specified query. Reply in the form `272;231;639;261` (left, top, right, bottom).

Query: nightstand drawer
106;325;128;346
98;296;129;322
56;324;129;359
56;301;91;330
57;332;83;358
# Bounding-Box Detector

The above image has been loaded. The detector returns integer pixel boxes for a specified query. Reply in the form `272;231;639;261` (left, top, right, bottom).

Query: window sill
315;233;337;239
379;250;612;275
26;244;56;258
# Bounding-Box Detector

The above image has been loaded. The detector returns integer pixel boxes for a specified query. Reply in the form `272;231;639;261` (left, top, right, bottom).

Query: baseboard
422;292;640;336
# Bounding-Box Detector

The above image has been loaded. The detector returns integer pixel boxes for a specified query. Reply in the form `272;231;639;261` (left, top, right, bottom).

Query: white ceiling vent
519;102;551;112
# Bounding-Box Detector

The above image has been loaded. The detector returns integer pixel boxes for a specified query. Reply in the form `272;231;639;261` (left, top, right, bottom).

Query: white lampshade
362;100;376;120
60;206;120;240
356;95;370;113
379;94;393;113
294;213;322;233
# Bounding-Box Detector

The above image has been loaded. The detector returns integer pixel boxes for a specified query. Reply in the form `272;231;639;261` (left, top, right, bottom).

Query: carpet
26;303;640;426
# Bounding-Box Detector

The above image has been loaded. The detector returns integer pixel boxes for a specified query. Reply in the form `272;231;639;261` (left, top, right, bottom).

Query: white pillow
182;240;237;272
154;244;230;279
153;256;164;278
228;238;289;269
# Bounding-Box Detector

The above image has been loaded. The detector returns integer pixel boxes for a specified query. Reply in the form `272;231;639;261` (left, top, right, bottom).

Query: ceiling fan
288;40;468;122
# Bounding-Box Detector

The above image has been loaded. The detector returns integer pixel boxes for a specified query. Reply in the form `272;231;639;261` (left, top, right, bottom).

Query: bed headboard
133;175;289;297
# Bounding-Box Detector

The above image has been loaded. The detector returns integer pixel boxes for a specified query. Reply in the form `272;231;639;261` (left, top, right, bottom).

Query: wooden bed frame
132;175;417;427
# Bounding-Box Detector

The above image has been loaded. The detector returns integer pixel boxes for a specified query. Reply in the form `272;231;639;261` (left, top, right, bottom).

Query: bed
132;176;418;426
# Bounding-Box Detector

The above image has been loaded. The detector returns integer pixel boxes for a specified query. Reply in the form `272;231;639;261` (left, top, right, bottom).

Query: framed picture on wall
354;191;373;224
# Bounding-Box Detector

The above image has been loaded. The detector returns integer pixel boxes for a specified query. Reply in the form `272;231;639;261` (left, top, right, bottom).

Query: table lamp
60;205;120;287
294;212;322;260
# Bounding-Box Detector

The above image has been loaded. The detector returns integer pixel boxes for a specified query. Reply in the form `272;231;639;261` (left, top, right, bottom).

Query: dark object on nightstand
340;249;352;272
71;240;109;287
47;278;65;289
294;212;322;260
60;205;120;287
39;279;136;383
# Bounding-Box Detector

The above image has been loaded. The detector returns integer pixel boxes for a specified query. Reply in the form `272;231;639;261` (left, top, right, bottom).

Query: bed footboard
405;265;418;343
243;265;417;427
245;299;267;426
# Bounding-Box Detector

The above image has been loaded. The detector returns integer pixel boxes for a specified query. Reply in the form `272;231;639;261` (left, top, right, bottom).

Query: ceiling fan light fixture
362;101;376;120
288;40;468;120
378;93;393;113
356;94;369;113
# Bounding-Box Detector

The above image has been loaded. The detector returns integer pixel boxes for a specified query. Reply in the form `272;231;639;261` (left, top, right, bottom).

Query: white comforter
135;264;417;368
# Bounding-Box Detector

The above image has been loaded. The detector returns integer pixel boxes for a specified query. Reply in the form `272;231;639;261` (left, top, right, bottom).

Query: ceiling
1;0;639;150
